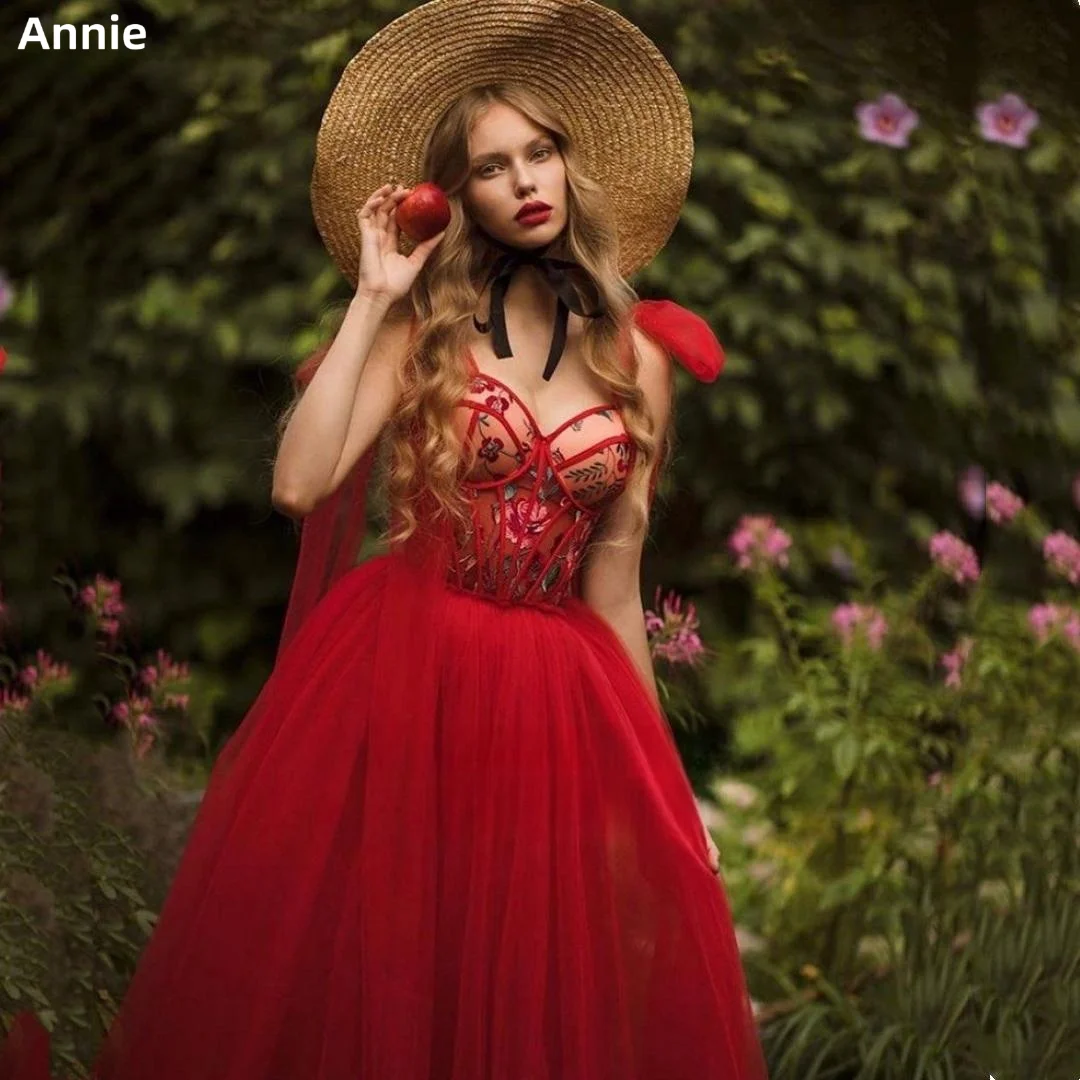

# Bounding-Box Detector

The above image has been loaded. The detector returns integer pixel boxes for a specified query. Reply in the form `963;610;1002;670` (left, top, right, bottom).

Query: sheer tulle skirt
2;549;767;1080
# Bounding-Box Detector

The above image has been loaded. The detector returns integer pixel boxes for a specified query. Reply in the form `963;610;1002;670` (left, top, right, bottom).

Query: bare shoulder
629;324;674;429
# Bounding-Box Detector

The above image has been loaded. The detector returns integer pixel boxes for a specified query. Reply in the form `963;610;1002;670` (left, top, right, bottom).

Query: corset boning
440;372;636;608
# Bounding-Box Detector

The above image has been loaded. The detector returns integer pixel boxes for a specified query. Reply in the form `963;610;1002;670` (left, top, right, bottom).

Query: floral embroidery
445;375;639;607
477;435;504;463
502;497;553;545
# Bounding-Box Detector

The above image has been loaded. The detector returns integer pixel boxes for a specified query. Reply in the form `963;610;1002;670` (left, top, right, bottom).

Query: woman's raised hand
354;183;447;305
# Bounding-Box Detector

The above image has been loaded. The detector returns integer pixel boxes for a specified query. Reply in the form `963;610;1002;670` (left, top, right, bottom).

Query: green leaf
936;358;979;406
727;223;780;262
1024;135;1064;174
1063;183;1080;225
861;201;916;238
906;139;945;174
679;200;721;242
833;733;860;779
1020;293;1059;343
826;331;892;378
818;306;859;333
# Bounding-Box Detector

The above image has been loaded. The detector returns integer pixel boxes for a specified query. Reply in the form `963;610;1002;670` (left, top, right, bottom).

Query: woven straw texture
311;0;693;285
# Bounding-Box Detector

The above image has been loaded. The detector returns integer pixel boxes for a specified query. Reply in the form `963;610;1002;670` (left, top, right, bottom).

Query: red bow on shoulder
631;299;725;383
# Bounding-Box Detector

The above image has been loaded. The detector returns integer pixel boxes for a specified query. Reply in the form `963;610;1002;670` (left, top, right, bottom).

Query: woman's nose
513;169;537;197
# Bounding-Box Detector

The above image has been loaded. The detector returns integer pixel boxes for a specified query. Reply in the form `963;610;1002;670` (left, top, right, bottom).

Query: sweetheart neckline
465;351;622;442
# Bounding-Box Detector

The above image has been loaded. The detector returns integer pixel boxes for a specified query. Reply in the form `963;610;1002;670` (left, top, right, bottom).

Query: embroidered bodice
276;299;726;657
439;353;636;608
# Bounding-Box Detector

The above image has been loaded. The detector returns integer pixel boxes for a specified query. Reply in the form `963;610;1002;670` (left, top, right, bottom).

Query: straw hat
311;0;693;287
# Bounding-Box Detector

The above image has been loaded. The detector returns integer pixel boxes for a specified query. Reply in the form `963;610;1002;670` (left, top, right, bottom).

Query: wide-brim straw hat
311;0;693;287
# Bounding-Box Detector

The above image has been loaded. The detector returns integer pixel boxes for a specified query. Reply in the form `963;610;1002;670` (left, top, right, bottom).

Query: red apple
395;182;451;243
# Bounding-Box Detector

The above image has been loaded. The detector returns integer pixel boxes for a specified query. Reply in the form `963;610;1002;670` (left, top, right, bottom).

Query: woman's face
461;102;567;250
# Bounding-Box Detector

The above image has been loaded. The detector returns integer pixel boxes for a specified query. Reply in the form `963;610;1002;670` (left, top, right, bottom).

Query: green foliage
761;860;1080;1079
0;719;200;1078
693;503;1079;1076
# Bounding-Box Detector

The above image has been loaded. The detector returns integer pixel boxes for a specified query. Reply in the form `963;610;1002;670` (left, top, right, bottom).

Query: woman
0;2;768;1078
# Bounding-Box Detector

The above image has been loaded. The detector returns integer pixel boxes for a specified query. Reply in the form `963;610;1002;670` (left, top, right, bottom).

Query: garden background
1;0;1078;1077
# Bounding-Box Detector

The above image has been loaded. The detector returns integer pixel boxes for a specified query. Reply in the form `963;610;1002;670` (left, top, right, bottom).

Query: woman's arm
580;327;673;704
272;293;404;516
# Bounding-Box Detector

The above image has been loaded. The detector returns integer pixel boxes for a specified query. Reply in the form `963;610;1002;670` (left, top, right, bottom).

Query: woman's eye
479;148;552;177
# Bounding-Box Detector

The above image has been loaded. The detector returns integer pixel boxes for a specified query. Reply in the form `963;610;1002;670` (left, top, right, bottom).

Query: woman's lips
516;208;552;227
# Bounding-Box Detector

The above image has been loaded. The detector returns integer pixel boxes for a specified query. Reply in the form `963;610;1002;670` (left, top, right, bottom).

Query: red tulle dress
1;300;768;1080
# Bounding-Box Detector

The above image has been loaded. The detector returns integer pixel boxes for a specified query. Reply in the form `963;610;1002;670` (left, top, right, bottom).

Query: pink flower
830;603;888;650
855;93;920;148
928;531;980;585
985;482;1024;525
0;270;14;320
646;586;706;666
957;466;986;519
1028;603;1080;650
1043;531;1080;585
0;686;31;716
976;93;1039;148
728;514;792;573
152;648;189;681
77;574;127;641
17;650;71;692
110;694;158;734
940;637;974;689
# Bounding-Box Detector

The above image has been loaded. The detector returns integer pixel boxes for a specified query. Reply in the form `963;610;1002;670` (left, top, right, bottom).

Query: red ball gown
0;300;769;1079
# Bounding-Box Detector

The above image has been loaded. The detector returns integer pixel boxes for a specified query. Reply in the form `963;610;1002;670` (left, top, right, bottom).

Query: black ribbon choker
472;240;606;382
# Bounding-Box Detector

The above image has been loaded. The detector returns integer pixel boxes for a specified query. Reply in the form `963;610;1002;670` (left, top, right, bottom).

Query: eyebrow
470;135;551;167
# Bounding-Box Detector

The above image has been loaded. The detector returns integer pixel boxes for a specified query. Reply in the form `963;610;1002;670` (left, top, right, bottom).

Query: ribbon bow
473;240;606;382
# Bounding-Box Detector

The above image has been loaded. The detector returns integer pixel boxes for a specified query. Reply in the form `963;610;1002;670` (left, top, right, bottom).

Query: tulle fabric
2;547;766;1079
0;299;766;1079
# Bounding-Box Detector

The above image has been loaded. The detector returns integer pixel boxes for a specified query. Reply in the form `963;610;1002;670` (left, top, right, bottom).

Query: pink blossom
728;514;792;573
1043;531;1080;585
855;93;920;148
646;586;706;666
110;694;158;732
940;636;974;689
1028;603;1080;651
17;650;71;692
976;93;1039;148
152;648;189;681
985;482;1023;525
928;531;980;585
77;574;127;641
0;686;31;716
830;602;888;650
957;465;986;519
0;269;14;319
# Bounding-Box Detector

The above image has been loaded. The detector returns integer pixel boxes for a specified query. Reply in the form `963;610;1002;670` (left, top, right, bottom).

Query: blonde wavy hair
280;82;673;556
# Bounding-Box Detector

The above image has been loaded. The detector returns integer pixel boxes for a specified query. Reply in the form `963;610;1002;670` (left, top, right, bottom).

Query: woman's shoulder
627;299;725;384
